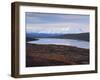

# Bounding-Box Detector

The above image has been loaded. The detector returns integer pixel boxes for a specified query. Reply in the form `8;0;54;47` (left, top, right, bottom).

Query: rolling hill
53;33;89;41
26;33;89;41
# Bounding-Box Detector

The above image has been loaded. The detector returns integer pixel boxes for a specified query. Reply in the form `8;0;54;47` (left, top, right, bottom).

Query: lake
27;38;89;49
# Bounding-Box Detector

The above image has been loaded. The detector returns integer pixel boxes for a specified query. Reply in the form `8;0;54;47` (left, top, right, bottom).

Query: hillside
26;43;89;67
26;33;89;41
54;33;89;41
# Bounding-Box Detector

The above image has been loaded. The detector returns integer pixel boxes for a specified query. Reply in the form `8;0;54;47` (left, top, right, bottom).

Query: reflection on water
27;38;89;49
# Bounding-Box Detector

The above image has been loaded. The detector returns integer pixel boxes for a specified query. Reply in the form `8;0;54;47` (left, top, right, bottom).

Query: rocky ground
26;43;89;67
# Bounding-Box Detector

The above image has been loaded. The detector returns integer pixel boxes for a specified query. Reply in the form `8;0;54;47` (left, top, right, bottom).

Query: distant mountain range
26;33;61;38
26;33;89;41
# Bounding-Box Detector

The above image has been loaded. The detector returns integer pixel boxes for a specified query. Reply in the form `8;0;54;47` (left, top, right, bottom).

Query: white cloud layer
26;22;89;34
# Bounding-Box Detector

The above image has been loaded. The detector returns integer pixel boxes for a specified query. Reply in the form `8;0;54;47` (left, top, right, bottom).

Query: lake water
27;38;89;49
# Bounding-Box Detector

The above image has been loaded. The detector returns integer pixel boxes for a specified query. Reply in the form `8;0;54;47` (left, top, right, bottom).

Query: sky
26;12;90;34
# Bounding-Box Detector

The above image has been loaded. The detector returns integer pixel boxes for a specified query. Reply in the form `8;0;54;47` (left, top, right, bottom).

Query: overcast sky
26;12;89;34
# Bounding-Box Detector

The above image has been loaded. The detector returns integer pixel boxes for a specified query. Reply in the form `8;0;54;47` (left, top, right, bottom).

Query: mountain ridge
26;33;89;41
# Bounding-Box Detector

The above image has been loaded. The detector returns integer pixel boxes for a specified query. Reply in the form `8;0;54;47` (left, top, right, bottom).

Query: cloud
26;12;89;24
26;22;89;34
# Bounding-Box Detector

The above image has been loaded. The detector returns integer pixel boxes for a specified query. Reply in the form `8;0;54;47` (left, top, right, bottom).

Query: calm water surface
27;38;89;49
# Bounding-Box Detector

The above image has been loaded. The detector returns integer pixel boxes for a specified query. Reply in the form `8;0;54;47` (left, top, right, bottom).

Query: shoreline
26;43;89;67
